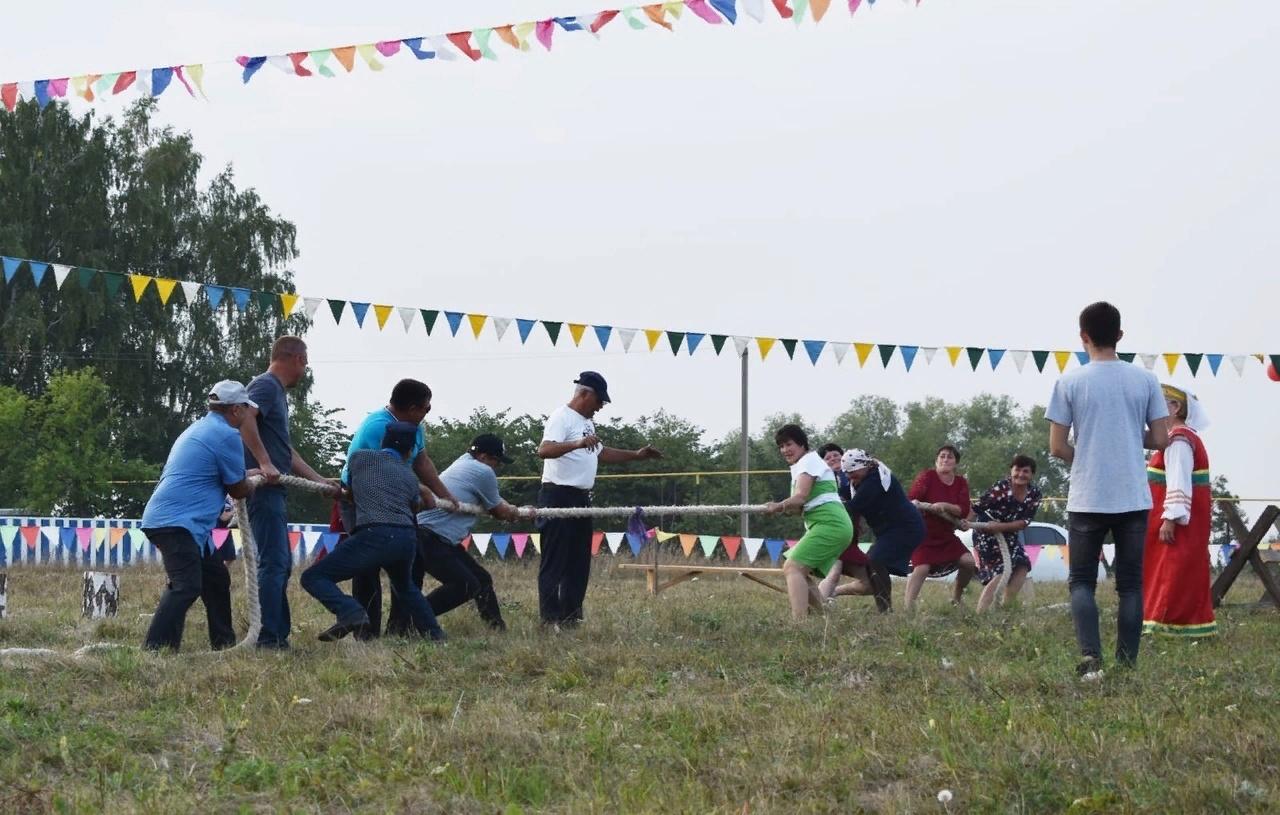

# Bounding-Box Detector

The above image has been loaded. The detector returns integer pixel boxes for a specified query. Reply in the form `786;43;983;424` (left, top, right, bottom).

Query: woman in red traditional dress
1143;384;1216;637
905;445;976;610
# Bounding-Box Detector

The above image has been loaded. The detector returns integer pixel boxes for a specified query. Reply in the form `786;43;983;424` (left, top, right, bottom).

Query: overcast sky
6;1;1279;509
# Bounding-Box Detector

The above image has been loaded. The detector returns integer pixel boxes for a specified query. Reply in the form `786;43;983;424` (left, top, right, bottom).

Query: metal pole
740;347;749;537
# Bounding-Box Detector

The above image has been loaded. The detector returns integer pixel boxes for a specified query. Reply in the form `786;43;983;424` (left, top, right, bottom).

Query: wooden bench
617;563;786;595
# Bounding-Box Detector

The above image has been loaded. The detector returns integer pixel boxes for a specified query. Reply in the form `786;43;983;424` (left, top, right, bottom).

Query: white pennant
51;264;73;288
922;347;938;365
302;531;323;553
1139;354;1157;370
267;55;295;74
742;537;764;562
732;336;750;357
471;533;491;556
831;344;849;365
429;36;459;60
605;532;624;554
397;307;417;332
742;0;765;21
617;328;637;352
492;316;512;341
1229;355;1247;376
179;281;203;304
302;297;323;319
136;72;152;96
1011;350;1029;373
1102;544;1116;566
18;81;34;101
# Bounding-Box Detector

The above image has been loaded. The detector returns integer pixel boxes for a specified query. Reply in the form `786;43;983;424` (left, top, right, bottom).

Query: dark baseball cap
380;421;419;456
469;433;513;463
574;371;611;403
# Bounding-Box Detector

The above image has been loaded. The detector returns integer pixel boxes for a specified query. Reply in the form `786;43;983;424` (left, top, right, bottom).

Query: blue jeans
300;525;443;637
249;488;291;647
1068;510;1147;666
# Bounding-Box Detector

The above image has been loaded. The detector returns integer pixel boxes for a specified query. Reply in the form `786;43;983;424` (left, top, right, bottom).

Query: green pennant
879;344;896;368
711;334;727;355
76;268;97;289
965;347;984;370
780;339;797;359
327;299;346;324
254;290;277;313
1118;352;1136;363
667;331;685;355
1184;353;1203;376
1031;350;1049;372
100;272;125;300
543;321;562;345
421;309;439;334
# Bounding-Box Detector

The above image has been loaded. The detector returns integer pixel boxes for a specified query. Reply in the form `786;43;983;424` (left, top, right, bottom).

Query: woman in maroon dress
905;445;976;610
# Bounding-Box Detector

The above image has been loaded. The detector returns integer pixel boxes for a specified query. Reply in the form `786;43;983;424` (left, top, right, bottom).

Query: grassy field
0;562;1277;814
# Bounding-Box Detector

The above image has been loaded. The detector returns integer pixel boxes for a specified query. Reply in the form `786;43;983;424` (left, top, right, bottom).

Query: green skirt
784;501;854;576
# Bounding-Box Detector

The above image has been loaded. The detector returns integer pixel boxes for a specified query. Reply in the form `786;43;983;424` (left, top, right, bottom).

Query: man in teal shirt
342;379;457;638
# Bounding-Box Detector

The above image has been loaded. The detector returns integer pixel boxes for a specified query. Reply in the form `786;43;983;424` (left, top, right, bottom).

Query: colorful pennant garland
2;1;901;113
0;253;1273;375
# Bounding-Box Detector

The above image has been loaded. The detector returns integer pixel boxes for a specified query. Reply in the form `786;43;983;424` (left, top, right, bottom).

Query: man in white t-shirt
536;371;662;626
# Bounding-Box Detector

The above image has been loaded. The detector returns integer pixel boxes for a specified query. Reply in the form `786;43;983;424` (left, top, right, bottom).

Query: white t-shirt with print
541;404;599;489
790;450;840;511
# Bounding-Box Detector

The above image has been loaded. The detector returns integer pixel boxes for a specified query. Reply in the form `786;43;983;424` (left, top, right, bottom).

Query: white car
952;521;1105;583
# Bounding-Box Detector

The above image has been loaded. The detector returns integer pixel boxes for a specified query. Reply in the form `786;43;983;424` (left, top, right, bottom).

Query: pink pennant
686;0;723;24
848;0;862;14
375;40;402;57
785;538;798;549
1025;545;1042;567
212;528;231;550
460;535;472;551
49;77;69;97
76;528;93;551
173;66;196;96
535;20;555;51
513;533;529;557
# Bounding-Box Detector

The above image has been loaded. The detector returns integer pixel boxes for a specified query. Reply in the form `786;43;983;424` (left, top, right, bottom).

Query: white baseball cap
208;380;258;409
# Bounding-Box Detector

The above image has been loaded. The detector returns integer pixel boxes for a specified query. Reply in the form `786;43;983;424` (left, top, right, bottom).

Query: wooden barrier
618;563;786;595
1211;503;1280;608
81;571;119;619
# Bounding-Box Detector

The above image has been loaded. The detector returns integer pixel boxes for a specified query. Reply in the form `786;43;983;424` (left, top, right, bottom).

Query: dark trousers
248;488;291;647
537;484;593;625
1068;510;1147;665
300;525;442;637
386;528;505;635
143;528;237;651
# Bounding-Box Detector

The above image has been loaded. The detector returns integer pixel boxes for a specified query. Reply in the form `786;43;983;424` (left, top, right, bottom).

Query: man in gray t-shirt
1047;302;1169;677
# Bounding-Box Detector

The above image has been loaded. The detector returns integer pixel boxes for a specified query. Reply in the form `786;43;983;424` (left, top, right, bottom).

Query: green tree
1209;474;1242;548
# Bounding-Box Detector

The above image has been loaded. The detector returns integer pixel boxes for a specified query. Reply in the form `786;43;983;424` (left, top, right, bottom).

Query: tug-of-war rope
0;474;1012;661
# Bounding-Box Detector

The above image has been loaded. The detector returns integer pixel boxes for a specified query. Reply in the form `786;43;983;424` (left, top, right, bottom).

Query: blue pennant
555;16;585;30
1207;354;1223;376
686;333;705;354
29;262;49;286
1075;351;1089;366
240;56;267;83
444;311;465;336
988;349;1006;370
516;318;537;344
802;340;825;365
59;528;76;552
901;345;919;370
2;257;22;283
402;38;436;59
594;325;613;350
151;67;174;97
34;80;51;109
710;0;738;23
350;302;371;327
626;531;646;556
764;538;784;564
492;533;511;559
229;287;251;312
204;285;226;310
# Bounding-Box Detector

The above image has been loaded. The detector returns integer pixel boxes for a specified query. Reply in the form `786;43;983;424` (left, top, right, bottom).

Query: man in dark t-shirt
238;336;335;650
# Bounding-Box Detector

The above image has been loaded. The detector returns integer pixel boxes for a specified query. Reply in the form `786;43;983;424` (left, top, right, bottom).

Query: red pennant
288;531;302;551
1;83;16;111
460;535;472;550
446;32;483;61
212;528;231;550
772;0;794;18
287;53;313;77
721;536;742;561
112;71;137;94
20;526;40;550
591;531;604;556
590;10;620;33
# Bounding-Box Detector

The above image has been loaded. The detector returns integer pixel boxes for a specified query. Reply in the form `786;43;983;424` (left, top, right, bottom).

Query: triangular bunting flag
644;329;664;351
605;532;624;554
229;287;251;312
516;318;537;343
101;272;125;299
946;347;963;367
900;346;918;371
472;533;491;556
1140;353;1157;370
374;305;394;330
1184;353;1203;377
1229;355;1247;376
1032;350;1049;372
803;340;825;365
756;338;776;360
327;299;346;324
764;538;784;563
732;336;750;357
988;349;1005;370
721;536;741;561
711;334;727;355
594;325;612;350
742;537;763;562
965;347;984;370
1054;351;1071;373
668;331;686;355
302;297;323;319
568;323;587;346
921;347;938;365
51;263;73;288
542;321;563;345
854;342;874;367
1011;350;1029;373
878;344;897;368
468;314;488;338
398;306;418;331
28;262;49;286
512;533;529;558
1162;353;1180;374
1206;354;1223;376
444;311;464;336
493;533;511;559
588;531;603;556
350;302;371;327
780;339;797;360
626;531;645;556
699;535;718;557
421;309;441;334
492;316;512;341
618;328;638;352
686;333;705;355
279;292;299;317
831;343;849;365
680;534;698;557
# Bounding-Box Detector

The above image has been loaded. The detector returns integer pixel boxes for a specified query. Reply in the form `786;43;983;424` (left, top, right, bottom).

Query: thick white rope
916;501;1012;602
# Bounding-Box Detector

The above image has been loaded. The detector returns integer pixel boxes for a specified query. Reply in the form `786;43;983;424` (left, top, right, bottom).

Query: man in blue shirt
1048;302;1169;678
238;336;336;650
341;379;458;639
386;434;521;634
142;381;259;651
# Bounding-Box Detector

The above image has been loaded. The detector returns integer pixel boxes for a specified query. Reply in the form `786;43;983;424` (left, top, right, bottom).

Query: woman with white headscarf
1142;384;1216;637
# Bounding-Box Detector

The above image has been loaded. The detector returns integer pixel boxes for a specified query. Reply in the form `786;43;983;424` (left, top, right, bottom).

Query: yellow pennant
530;533;541;554
568;323;587;346
187;64;207;98
231;529;243;550
279;293;299;317
154;278;178;305
946;346;963;367
854;343;874;367
679;534;697;557
468;314;488;338
645;329;664;351
664;1;684;17
356;43;385;71
374;305;394;330
757;337;777;360
655;529;678;543
515;22;536;49
127;274;153;302
93;528;108;546
1054;351;1072;372
1163;353;1180;374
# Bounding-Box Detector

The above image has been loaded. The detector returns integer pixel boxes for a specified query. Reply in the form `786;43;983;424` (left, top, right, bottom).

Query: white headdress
840;448;893;490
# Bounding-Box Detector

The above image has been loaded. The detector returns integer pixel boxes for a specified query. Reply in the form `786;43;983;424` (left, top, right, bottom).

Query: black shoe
428;629;447;643
318;620;367;642
1076;657;1104;681
487;619;508;632
352;623;379;642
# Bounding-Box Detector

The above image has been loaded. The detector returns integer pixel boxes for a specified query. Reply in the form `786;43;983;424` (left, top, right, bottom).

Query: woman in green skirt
764;424;855;620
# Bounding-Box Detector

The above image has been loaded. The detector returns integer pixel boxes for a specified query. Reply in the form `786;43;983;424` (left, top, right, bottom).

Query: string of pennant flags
1;0;907;112
2;254;1277;376
1;517;1260;569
